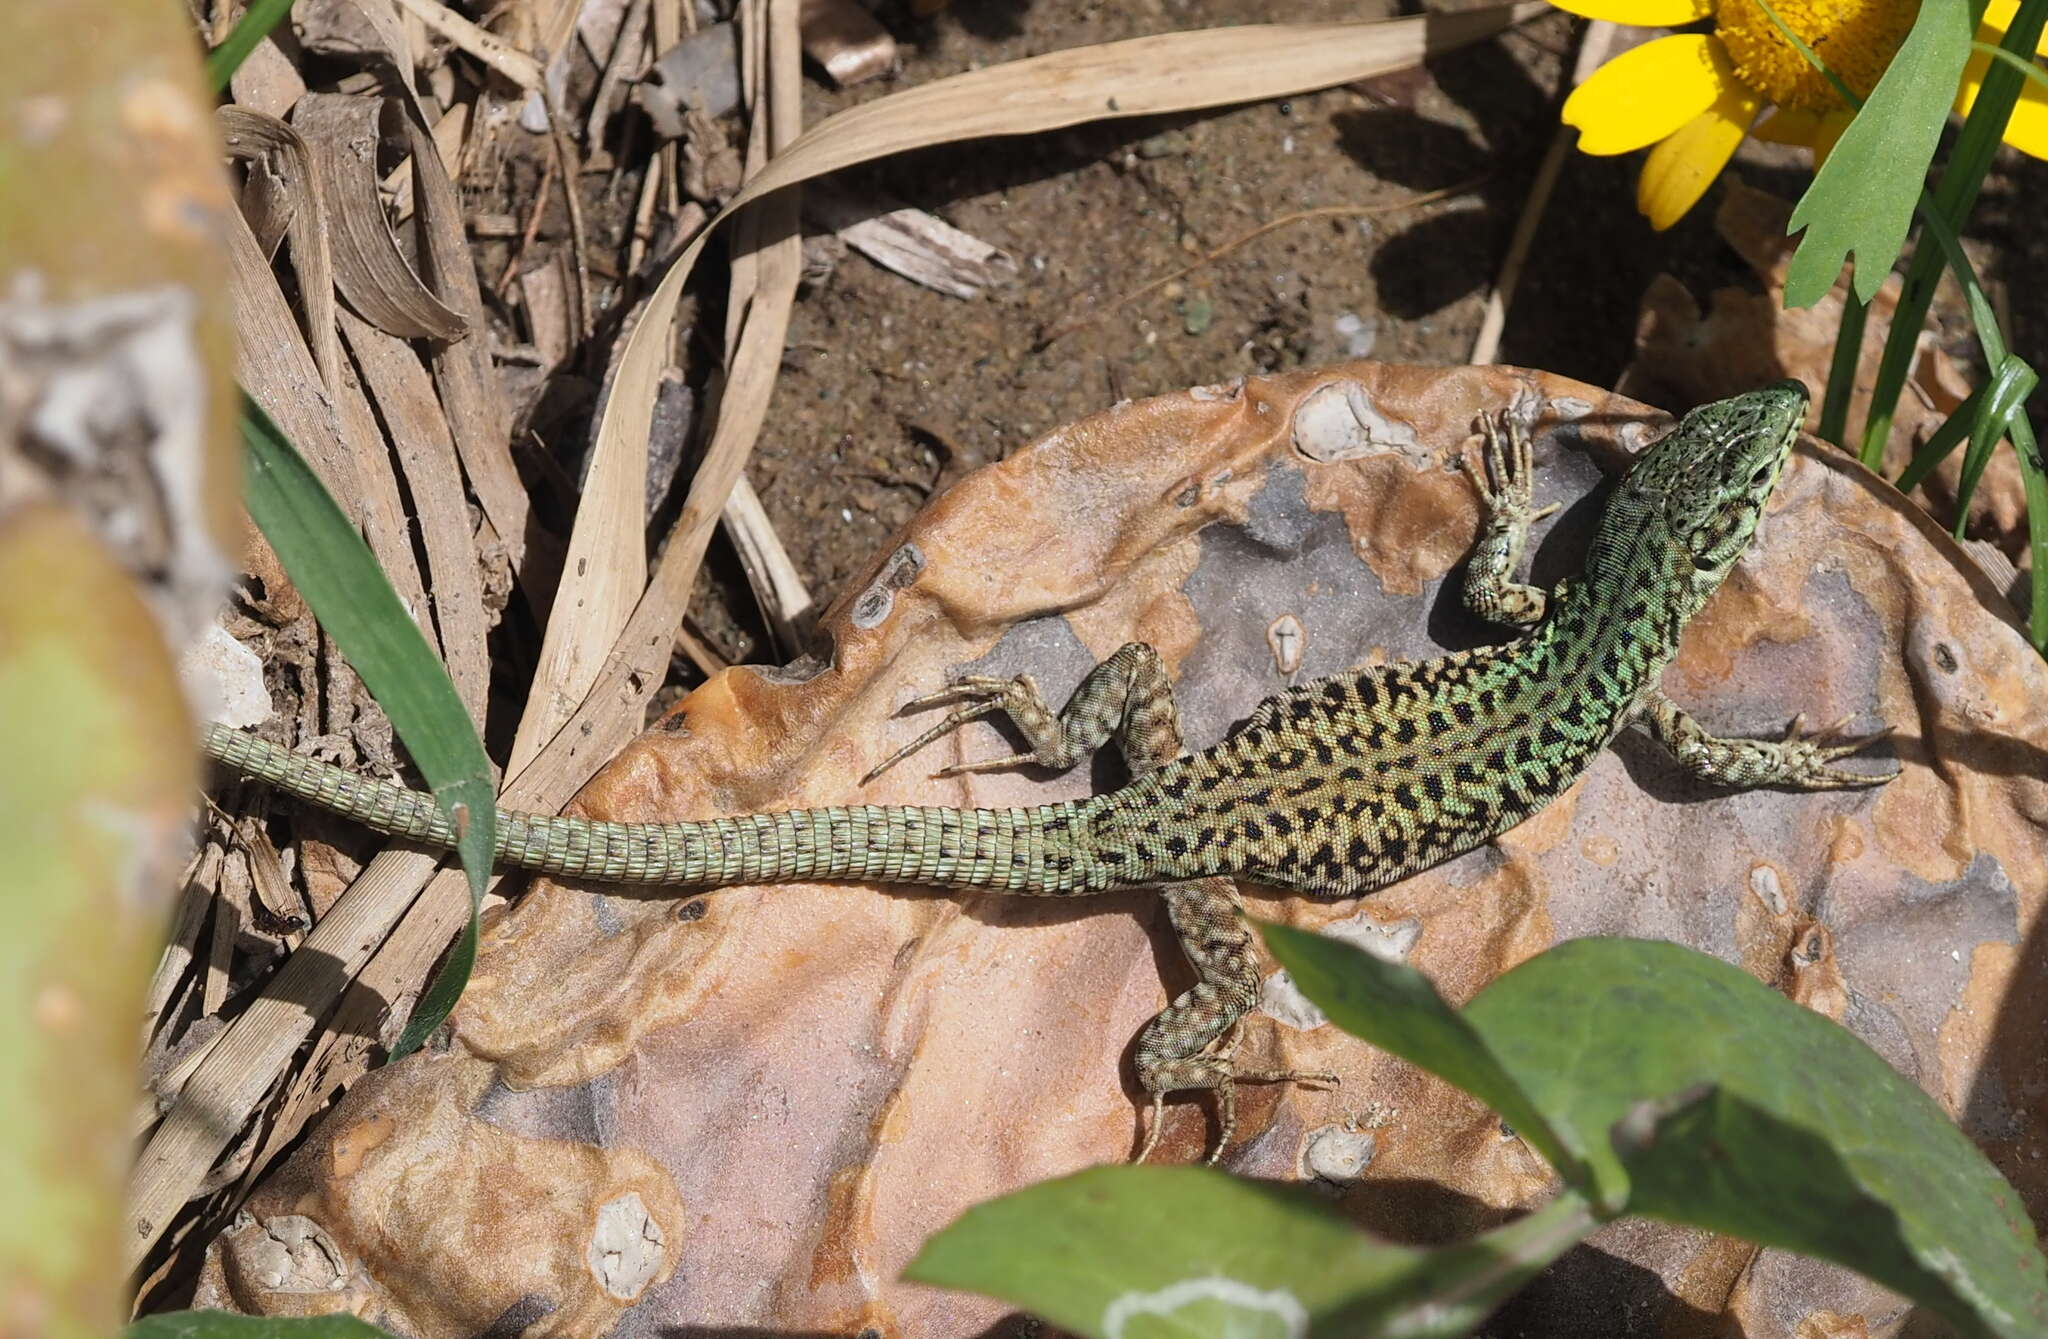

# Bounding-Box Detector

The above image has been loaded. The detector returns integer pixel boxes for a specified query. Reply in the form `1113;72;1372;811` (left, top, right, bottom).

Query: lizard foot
862;674;1061;784
1768;713;1901;790
1467;405;1560;529
1459;406;1556;628
1135;1059;1341;1165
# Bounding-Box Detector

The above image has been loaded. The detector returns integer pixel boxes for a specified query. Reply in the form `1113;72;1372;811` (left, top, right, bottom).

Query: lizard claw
1466;409;1547;526
1775;717;1899;790
863;673;1052;785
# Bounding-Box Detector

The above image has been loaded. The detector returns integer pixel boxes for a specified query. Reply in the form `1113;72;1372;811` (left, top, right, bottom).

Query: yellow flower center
1714;0;1920;112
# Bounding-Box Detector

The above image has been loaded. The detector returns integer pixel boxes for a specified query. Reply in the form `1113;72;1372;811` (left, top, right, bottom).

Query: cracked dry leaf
197;363;2048;1338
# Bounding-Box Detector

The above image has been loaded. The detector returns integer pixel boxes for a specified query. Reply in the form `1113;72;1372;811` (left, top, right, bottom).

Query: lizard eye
1692;552;1720;572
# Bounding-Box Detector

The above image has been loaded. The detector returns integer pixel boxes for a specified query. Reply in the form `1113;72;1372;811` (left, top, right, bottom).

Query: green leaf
1259;922;1590;1199
238;397;494;1057
1462;940;2048;1339
129;1311;397;1339
1614;1085;2013;1333
905;1167;1596;1339
1782;0;1973;307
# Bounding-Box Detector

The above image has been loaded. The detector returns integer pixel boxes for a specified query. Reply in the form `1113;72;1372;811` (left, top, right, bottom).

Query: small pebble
1332;312;1378;358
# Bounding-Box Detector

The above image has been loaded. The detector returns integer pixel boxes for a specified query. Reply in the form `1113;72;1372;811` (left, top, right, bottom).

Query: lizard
199;379;1897;1161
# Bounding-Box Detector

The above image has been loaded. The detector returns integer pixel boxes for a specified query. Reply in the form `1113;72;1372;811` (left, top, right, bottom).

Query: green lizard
201;379;1896;1160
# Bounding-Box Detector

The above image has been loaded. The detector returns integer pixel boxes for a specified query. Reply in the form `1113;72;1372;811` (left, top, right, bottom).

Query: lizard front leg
1638;689;1899;790
867;640;1332;1161
1462;408;1558;629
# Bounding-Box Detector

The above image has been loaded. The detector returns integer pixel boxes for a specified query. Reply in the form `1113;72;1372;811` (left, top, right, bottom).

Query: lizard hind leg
862;641;1186;784
1133;878;1338;1165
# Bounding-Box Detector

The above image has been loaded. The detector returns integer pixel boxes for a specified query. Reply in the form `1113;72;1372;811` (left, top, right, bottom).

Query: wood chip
806;180;1016;299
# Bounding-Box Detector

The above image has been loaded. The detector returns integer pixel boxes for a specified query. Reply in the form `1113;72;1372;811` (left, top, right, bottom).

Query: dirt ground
658;0;2018;670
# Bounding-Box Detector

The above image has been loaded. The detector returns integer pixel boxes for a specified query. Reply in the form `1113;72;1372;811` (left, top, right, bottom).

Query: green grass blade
1899;196;2048;645
1861;0;2048;460
1973;39;2048;92
1913;189;2008;366
204;0;296;93
1895;381;1984;493
1820;283;1868;447
238;397;494;1057
2012;424;2048;650
1952;357;2038;536
1776;0;1972;308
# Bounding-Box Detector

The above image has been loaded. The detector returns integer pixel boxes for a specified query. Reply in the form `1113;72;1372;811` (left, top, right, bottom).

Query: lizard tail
199;724;1108;892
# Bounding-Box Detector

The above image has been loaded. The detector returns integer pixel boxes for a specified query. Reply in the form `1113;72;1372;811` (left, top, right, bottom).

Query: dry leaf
292;93;468;341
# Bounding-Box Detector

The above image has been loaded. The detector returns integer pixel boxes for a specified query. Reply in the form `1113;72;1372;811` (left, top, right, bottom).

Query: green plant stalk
1820;284;1867;446
1860;0;2048;463
204;0;296;92
1896;382;1984;494
1903;201;2048;645
1953;359;2038;537
2018;449;2048;650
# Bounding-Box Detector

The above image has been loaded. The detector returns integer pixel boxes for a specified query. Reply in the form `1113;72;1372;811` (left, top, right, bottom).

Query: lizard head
1625;379;1809;600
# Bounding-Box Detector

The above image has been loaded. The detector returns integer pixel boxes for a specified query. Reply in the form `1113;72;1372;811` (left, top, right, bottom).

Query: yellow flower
1556;0;2048;230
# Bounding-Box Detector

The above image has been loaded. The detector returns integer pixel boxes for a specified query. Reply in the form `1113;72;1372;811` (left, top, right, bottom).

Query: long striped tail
199;724;1109;892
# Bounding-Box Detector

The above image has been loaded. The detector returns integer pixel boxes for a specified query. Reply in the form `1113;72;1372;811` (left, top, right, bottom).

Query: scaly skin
202;380;1896;1160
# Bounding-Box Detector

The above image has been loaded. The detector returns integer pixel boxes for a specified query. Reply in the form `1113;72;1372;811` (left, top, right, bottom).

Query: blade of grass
1860;0;2048;461
2015;436;2048;650
205;0;295;92
1895;382;1984;494
238;397;493;1054
1819;284;1867;446
1910;197;2048;645
1953;357;2039;536
1973;40;2048;90
1754;0;2048;648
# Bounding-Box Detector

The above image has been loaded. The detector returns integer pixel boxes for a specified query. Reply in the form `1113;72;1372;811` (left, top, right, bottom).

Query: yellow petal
1957;21;2048;128
1751;107;1823;144
1564;34;1736;155
1811;107;1853;168
1955;32;1993;116
1637;83;1761;229
1996;62;2048;156
1548;0;1710;24
1978;0;2048;53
